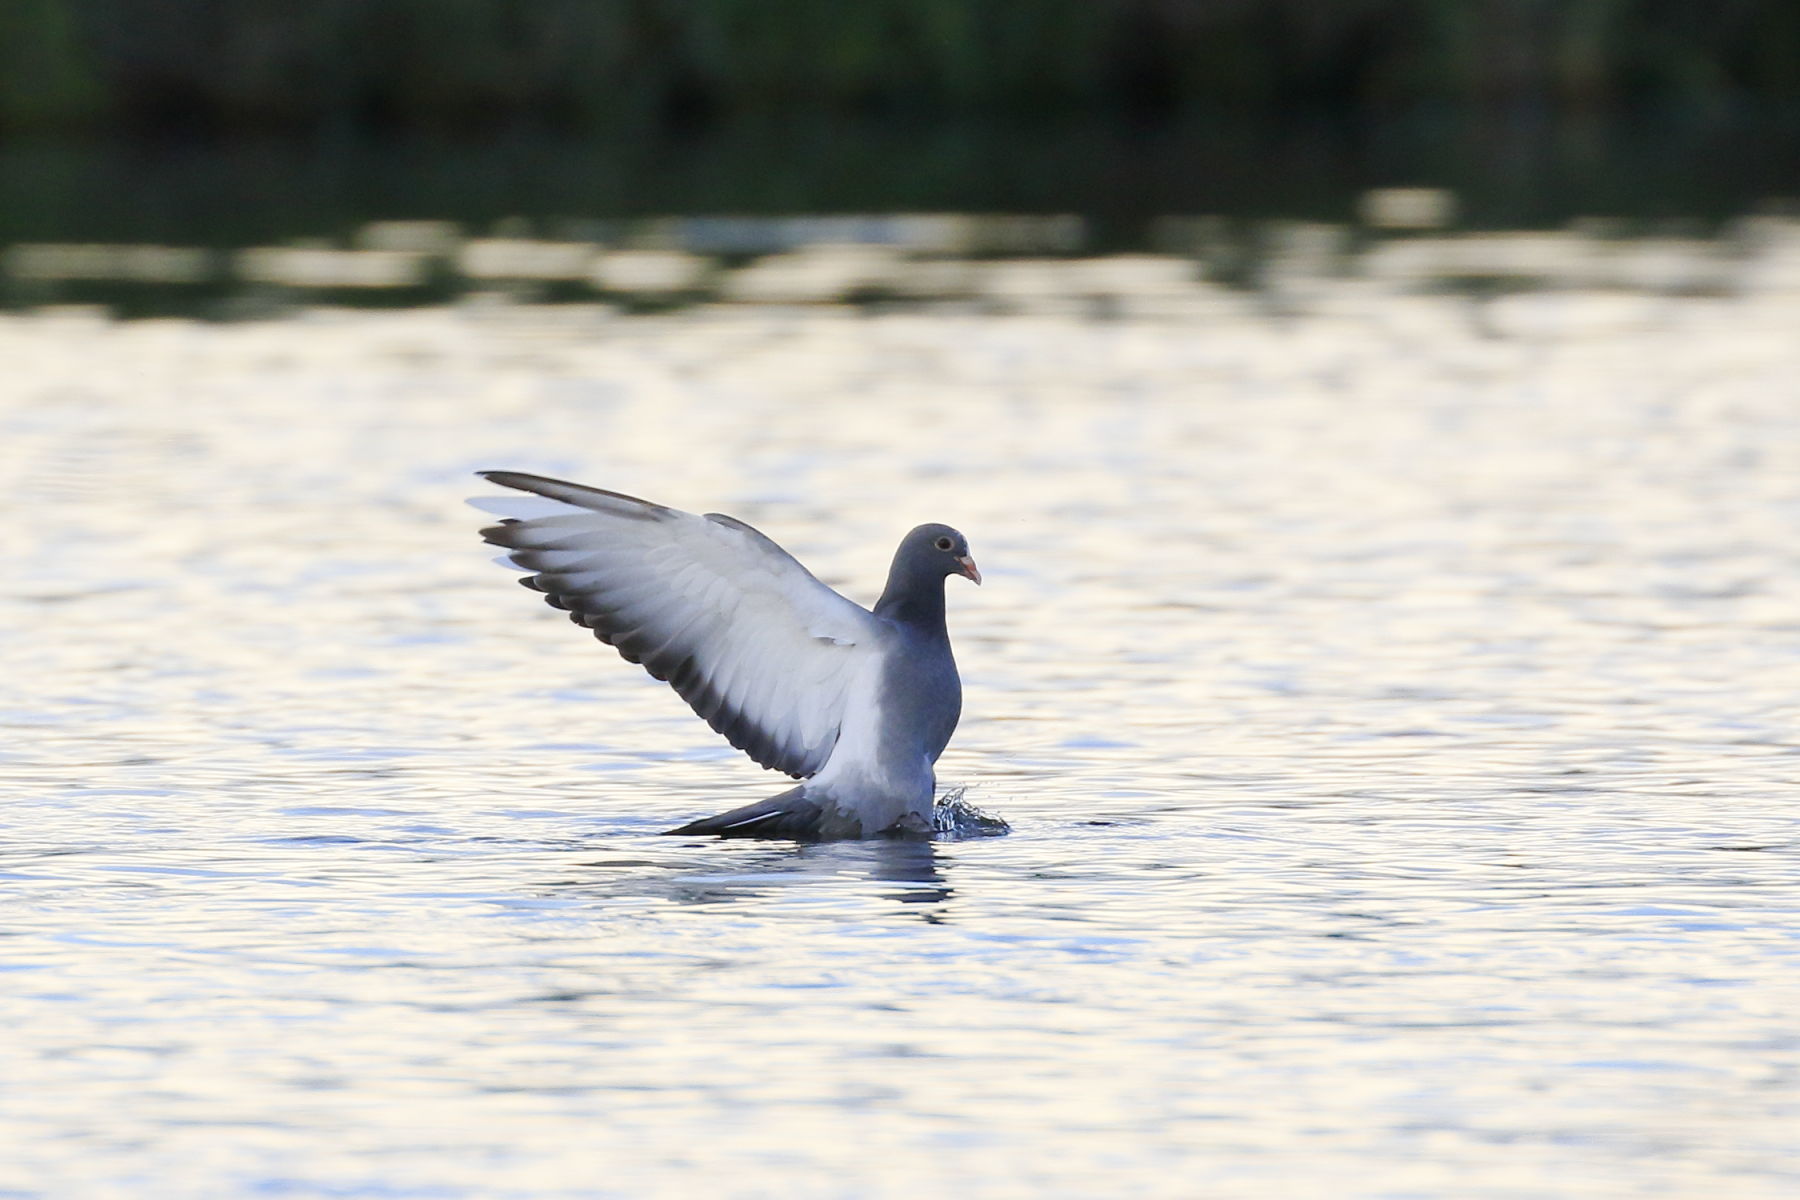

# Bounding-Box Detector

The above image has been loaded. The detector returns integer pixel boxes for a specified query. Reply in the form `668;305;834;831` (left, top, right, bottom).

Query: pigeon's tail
663;787;827;840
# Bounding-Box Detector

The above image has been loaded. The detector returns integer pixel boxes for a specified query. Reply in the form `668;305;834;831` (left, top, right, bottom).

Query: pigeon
472;471;980;840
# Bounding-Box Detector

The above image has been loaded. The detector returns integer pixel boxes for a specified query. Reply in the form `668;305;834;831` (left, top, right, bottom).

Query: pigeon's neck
873;561;947;633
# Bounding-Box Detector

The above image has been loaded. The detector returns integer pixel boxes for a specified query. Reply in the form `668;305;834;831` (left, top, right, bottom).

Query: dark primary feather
479;470;671;519
662;789;826;839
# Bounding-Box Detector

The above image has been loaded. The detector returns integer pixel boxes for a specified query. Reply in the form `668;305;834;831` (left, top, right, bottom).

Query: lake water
3;276;1798;1196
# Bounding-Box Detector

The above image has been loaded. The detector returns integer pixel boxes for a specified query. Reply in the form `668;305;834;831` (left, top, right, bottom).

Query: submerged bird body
473;472;979;840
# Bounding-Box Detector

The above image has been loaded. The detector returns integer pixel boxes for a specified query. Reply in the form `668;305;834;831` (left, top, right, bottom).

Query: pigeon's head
906;523;981;586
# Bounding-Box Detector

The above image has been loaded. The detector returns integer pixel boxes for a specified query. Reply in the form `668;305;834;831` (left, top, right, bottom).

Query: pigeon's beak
955;555;982;586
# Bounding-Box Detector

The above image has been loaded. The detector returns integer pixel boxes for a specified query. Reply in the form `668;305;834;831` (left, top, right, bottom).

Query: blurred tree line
2;0;1796;137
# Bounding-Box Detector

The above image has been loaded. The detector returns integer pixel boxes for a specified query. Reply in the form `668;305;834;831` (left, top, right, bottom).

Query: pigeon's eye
934;536;954;552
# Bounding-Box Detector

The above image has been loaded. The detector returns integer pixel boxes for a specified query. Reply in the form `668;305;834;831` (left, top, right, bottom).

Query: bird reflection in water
548;838;954;920
860;840;952;912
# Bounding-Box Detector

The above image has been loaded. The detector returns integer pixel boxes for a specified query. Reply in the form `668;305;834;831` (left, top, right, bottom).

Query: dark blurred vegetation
1;2;1797;247
2;0;1796;137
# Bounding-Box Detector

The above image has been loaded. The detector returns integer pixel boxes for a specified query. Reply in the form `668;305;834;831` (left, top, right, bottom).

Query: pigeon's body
473;472;980;840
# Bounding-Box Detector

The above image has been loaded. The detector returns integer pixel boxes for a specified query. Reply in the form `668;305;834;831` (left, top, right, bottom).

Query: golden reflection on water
1;281;1798;1197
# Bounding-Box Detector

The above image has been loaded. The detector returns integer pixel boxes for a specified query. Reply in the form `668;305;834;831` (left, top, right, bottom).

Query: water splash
933;786;1010;839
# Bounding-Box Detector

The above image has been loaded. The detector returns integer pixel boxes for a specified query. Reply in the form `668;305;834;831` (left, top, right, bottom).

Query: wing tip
478;521;521;547
475;470;669;518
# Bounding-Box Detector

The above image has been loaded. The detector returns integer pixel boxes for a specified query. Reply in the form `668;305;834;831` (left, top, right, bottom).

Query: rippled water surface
3;288;1799;1197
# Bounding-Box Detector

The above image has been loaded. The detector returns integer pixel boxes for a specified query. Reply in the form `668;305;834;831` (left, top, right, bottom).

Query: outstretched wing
473;471;881;778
